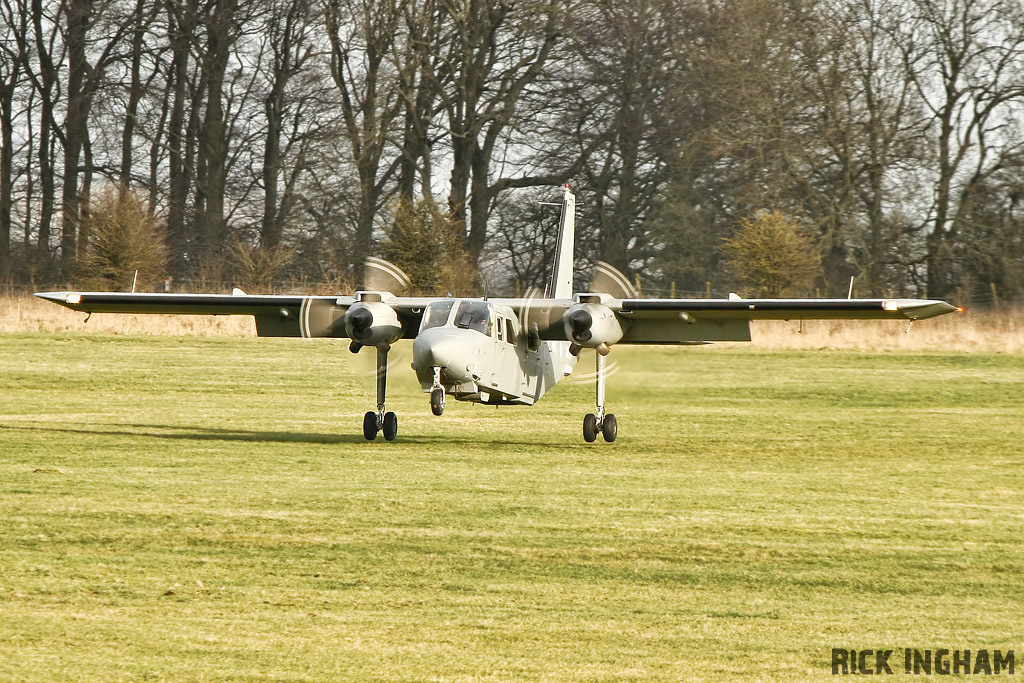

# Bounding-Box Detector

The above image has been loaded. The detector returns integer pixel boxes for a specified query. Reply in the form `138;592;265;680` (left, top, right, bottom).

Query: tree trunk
197;0;237;267
31;0;57;272
60;0;93;276
165;0;192;273
260;0;310;249
119;0;149;193
0;86;11;282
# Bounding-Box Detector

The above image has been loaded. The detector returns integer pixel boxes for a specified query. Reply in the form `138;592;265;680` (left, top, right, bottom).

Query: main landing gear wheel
601;413;617;443
583;413;618;443
382;411;398;441
363;411;398;441
363;411;379;440
583;413;598;442
430;388;445;416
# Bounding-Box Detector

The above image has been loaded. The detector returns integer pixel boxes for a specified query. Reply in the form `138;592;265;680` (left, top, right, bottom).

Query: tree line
1;0;1022;303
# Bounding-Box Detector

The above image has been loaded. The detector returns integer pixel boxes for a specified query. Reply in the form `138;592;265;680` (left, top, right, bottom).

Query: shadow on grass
0;421;583;448
4;421;394;445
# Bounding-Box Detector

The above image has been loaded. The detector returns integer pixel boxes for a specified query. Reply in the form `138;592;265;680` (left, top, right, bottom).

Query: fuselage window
505;319;516;344
496;317;505;342
454;300;491;336
421;300;455;331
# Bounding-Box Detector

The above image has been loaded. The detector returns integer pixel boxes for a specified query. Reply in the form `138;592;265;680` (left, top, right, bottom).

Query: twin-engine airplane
37;186;958;442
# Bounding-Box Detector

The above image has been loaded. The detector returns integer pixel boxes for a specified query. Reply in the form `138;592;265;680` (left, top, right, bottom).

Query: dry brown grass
747;308;1023;353
1;294;255;337
3;294;1021;352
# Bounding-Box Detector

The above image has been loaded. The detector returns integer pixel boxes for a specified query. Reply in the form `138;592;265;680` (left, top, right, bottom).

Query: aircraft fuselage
411;299;577;406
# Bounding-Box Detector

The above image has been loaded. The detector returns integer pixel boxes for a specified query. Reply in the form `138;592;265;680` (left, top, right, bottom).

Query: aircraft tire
362;411;379;440
382;411;398;441
430;388;445;416
601;414;617;443
583;413;598;442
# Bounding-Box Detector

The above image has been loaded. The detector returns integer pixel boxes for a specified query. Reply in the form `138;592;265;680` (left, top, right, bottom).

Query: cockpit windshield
420;300;455;331
453;300;491;336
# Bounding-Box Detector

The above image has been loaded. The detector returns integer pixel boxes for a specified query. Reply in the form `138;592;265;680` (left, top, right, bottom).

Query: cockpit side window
420;300;455;331
454;300;491;336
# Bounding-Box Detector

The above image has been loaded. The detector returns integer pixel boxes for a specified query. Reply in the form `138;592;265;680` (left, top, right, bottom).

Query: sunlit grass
1;334;1022;681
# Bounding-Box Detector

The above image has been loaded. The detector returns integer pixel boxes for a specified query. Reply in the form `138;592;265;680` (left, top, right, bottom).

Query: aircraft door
489;313;522;400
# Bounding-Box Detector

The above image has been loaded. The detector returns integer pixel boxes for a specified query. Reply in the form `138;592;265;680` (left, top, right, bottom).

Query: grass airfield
1;332;1022;681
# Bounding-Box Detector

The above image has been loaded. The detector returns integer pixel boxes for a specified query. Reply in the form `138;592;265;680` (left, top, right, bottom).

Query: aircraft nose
415;337;453;368
413;330;475;382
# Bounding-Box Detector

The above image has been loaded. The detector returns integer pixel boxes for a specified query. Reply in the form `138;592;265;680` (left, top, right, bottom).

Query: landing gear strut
583;348;617;443
429;366;445;416
361;343;398;441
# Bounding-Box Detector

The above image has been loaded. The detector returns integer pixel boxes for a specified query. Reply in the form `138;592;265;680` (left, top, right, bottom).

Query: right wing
34;291;435;339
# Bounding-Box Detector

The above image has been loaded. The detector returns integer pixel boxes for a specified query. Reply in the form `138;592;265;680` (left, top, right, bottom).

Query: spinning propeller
362;256;412;295
589;261;638;299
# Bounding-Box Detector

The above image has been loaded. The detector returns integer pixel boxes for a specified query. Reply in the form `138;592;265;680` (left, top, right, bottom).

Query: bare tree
902;0;1024;298
787;0;931;296
164;0;198;272
194;0;241;272
393;0;445;202
565;0;695;278
959;171;1024;303
0;0;27;282
257;0;318;250
325;0;405;279
118;0;161;194
434;0;566;263
0;0;1019;304
27;0;63;272
61;0;130;275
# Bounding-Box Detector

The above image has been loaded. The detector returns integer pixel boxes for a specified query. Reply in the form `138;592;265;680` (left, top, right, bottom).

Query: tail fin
549;185;575;299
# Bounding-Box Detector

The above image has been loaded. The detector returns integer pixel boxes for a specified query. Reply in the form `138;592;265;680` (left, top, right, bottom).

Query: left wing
609;297;958;344
508;294;959;348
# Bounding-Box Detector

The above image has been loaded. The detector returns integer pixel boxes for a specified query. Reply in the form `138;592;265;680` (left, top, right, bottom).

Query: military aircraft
37;186;959;443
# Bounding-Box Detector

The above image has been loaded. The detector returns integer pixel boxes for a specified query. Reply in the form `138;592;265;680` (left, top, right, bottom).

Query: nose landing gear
429;367;445;416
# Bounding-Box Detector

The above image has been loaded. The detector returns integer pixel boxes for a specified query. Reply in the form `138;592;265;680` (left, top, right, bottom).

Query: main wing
34;291;435;339
610;296;958;343
495;295;958;345
36;289;958;346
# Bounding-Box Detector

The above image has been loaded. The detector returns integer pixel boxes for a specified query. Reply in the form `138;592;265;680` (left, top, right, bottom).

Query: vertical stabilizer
549;185;576;299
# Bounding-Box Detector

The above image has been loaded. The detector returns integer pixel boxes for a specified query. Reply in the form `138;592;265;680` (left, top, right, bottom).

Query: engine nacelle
344;300;403;348
562;302;624;350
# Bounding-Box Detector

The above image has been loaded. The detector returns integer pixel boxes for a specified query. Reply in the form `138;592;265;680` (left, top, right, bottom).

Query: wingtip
898;299;960;319
34;291;83;308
